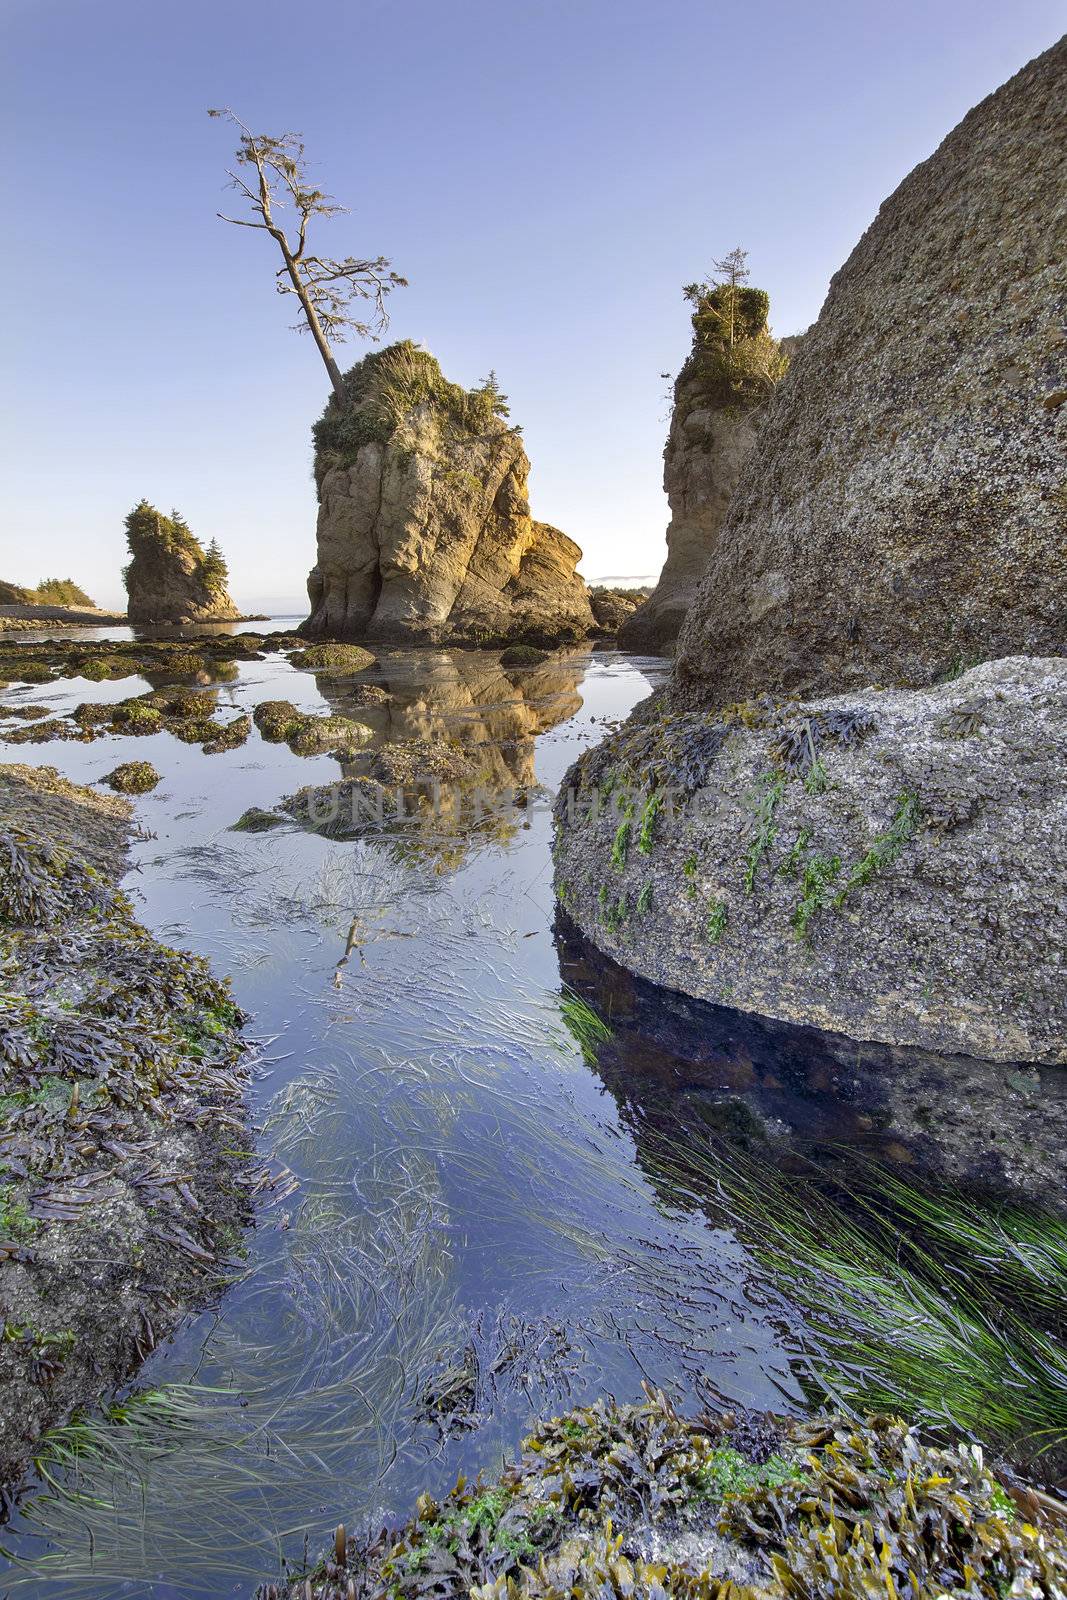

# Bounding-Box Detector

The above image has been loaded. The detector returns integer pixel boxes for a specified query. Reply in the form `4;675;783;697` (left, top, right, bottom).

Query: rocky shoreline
0;762;252;1493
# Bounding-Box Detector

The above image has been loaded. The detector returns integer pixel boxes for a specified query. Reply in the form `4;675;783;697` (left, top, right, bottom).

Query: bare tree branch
208;106;406;400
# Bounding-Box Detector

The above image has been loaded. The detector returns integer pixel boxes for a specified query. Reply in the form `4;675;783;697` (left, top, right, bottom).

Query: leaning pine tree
208;108;407;401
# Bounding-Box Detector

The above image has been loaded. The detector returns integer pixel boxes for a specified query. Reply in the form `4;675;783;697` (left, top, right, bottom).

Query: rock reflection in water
288;649;586;866
556;912;1067;1209
555;912;1067;1481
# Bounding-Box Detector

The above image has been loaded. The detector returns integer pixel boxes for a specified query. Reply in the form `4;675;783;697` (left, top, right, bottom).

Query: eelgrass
643;1127;1067;1472
558;988;613;1063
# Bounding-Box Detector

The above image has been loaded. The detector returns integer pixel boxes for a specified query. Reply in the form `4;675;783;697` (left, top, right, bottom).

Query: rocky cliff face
303;344;594;646
619;299;792;656
553;39;1067;1063
674;38;1067;704
123;502;241;625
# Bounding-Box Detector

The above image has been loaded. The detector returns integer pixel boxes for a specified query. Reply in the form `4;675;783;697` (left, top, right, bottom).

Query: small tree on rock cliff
209;108;407;402
682;248;788;404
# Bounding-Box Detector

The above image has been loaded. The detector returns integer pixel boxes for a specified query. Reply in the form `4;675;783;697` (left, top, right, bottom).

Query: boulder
302;343;594;646
123;502;241;625
588;586;643;633
674;37;1067;704
619;295;792;656
553;657;1067;1063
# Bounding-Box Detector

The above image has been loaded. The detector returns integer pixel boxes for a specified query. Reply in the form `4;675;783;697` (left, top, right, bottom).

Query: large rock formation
303;344;594;646
123;502;241;625
620;302;791;655
674;38;1067;704
554;657;1067;1064
554;40;1067;1063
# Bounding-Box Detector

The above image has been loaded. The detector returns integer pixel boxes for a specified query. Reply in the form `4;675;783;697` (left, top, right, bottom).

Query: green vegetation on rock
288;643;376;673
313;341;516;472
102;762;161;795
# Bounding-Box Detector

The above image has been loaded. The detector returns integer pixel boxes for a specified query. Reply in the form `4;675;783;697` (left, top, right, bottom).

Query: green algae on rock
287;643;377;673
552;658;1067;1063
0;762;250;1491
101;760;161;794
272;1393;1067;1600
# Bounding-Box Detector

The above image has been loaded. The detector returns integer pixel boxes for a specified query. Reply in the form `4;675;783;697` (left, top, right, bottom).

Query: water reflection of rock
321;649;584;792
285;650;585;867
555;914;1067;1211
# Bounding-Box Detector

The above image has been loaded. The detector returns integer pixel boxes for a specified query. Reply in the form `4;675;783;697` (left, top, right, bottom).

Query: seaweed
791;854;842;941
280;1396;1067;1600
741;774;785;893
834;792;920;907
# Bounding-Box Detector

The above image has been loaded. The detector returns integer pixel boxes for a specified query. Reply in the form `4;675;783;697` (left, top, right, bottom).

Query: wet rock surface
0;762;251;1492
552;657;1067;1062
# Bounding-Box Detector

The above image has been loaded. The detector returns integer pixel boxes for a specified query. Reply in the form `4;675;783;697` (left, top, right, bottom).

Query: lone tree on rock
209;108;407;402
682;247;788;401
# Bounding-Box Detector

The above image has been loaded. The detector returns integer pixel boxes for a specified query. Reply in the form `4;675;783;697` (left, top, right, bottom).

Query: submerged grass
643;1127;1067;1473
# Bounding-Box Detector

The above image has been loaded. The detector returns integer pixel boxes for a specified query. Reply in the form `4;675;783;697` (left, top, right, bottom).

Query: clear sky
3;1;1063;612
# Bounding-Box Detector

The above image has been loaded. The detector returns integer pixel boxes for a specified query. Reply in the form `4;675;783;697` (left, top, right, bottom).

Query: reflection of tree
554;914;1067;1212
297;649;585;869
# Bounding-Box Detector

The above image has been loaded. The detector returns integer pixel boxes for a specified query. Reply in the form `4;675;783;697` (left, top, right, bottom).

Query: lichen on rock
302;342;595;646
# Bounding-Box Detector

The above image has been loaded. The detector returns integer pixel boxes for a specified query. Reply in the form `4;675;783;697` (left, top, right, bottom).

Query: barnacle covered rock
0;762;250;1491
553;658;1067;1062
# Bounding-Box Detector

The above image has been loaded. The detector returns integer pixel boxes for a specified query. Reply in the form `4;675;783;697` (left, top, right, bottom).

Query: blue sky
3;0;1063;612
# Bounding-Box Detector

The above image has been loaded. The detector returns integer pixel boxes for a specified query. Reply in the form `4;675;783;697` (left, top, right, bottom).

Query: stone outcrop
553;658;1067;1064
123;501;241;625
554;41;1067;1063
674;38;1067;704
303;343;594;646
620;298;793;656
589;585;644;634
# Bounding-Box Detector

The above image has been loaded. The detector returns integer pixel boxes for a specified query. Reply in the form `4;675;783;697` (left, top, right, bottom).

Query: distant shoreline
0;604;271;632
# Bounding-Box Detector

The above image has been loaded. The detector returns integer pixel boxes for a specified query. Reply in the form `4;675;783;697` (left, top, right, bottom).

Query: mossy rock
109;702;163;734
202;714;251;754
230;806;286;833
0;659;53;684
101;761;161;795
253;700;307;742
287;714;372;755
287;643;377;674
500;645;550;667
152;651;209;680
76;655;135;682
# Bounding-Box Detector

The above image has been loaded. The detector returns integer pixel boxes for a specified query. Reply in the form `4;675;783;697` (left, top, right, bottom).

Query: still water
0;629;1063;1597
